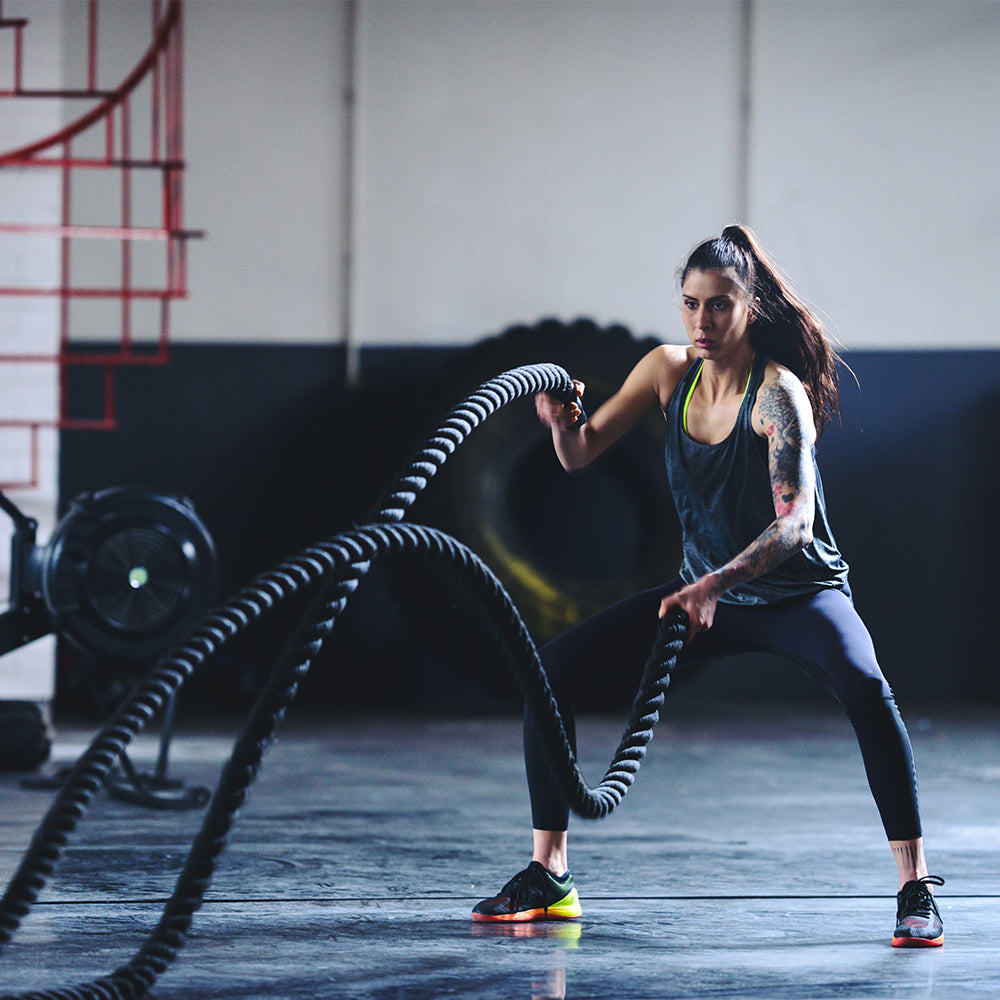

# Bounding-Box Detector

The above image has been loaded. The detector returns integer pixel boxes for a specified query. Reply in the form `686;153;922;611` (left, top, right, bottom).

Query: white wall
0;0;64;699
752;0;1000;349
182;0;349;345
353;0;743;346
7;1;1000;358
171;0;1000;353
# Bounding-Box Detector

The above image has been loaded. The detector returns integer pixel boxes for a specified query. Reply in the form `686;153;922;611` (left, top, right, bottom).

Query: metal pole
341;0;360;388
736;0;753;224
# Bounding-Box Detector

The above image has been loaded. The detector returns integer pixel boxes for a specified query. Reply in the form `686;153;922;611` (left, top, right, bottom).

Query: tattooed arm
660;362;817;642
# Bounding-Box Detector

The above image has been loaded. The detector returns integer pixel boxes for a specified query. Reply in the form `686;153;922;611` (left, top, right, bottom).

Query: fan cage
85;523;193;634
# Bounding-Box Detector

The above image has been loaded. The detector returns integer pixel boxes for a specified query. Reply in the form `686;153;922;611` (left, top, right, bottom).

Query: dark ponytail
679;224;842;436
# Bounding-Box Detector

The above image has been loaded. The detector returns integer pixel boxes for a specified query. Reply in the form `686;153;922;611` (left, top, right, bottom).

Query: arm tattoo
707;372;816;594
758;373;814;522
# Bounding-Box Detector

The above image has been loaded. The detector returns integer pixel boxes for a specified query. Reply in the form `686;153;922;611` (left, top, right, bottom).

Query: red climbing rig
0;0;200;488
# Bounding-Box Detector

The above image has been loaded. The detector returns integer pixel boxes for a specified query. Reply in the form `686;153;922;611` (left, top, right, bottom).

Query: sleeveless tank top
663;353;849;605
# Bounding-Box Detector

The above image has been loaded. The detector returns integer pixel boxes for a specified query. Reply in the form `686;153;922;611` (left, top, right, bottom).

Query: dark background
57;328;1000;716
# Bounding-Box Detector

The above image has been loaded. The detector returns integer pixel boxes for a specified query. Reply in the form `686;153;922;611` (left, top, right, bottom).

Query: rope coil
0;364;685;1000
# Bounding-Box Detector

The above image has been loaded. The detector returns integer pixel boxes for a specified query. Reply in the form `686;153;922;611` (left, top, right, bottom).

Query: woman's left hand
659;576;721;645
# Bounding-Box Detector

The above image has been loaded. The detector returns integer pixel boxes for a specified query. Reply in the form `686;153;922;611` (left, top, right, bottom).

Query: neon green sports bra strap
682;362;754;437
681;363;703;437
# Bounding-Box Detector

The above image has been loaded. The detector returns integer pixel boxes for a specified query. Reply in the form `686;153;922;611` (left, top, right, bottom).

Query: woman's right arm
535;344;690;472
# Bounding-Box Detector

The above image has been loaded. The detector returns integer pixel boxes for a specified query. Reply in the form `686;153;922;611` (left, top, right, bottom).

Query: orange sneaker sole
892;933;943;948
471;906;582;923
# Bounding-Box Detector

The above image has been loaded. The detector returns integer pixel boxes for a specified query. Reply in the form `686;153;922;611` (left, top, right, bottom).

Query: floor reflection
470;921;582;999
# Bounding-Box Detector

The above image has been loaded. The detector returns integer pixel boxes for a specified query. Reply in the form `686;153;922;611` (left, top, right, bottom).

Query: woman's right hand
533;344;682;474
535;379;585;431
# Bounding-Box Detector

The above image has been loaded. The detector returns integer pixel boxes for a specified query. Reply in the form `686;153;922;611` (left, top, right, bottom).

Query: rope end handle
656;607;688;648
640;605;688;690
549;376;587;430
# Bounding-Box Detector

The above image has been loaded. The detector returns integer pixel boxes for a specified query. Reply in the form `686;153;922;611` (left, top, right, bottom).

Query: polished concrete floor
1;700;998;999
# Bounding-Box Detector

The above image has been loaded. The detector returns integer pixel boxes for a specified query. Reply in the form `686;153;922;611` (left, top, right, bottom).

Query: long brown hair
679;224;842;436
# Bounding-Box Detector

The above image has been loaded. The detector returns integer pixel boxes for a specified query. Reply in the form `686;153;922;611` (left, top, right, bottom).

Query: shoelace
501;864;547;904
500;867;532;897
900;875;945;916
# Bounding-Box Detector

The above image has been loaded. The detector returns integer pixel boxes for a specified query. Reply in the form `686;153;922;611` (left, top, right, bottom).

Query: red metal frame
0;0;200;489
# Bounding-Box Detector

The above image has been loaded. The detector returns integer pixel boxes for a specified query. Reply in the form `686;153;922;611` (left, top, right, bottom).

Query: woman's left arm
659;365;817;641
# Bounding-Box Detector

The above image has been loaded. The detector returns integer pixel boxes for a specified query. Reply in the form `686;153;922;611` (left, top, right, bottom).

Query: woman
471;225;944;947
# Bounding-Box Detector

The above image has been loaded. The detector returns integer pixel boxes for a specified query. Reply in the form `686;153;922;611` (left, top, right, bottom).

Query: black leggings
524;579;922;841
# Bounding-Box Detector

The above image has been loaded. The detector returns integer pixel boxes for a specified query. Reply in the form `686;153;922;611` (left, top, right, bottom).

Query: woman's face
680;268;754;363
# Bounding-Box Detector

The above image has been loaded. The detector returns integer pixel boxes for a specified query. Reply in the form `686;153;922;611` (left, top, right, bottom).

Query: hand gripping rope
0;364;686;1000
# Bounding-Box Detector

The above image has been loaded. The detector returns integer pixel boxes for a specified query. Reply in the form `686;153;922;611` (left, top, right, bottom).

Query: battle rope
0;364;685;1000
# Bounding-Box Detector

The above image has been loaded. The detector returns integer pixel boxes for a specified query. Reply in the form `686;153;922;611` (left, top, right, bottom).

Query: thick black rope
0;364;685;1000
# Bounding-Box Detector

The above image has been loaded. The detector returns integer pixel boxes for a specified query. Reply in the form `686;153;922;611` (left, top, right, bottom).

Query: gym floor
1;699;998;999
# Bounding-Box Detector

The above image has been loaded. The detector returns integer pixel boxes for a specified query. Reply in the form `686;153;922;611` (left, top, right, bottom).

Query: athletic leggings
524;578;922;841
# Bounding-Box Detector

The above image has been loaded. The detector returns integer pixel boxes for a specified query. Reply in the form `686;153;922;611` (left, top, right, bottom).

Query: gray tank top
664;354;849;605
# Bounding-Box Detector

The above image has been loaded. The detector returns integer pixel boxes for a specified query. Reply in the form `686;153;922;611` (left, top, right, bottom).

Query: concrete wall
3;0;999;709
175;0;1000;352
0;0;64;699
7;1;998;352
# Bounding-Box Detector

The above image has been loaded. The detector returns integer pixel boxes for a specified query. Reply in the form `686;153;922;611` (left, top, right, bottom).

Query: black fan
1;487;217;802
2;486;217;662
41;488;217;661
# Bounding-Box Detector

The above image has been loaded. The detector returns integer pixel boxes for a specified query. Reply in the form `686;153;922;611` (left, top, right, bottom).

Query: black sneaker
892;875;945;947
472;861;582;922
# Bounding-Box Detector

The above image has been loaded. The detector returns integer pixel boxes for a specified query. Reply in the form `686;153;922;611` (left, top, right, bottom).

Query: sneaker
471;861;582;922
892;875;945;947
